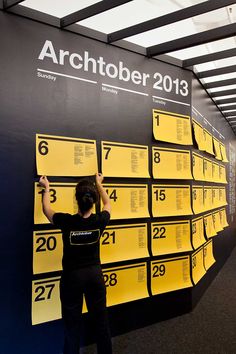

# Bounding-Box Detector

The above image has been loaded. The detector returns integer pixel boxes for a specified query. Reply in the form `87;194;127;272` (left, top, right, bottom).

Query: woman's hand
96;172;104;185
39;175;50;191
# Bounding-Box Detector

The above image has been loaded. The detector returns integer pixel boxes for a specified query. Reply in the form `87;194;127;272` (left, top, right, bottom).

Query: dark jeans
60;265;112;354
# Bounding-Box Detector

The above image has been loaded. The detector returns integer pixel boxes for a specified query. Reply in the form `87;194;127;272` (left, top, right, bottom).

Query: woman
39;173;112;354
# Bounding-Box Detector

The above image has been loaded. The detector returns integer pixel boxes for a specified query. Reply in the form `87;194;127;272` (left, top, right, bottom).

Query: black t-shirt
53;211;110;271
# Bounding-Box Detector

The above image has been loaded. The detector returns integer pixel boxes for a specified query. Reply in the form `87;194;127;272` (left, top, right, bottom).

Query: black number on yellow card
104;147;111;159
38;140;49;155
154;113;159;126
101;231;116;245
36;236;57;252
192;256;197;268
192;223;196;234
154;189;166;201
154;151;161;163
153;226;166;239
153;264;165;277
106;189;118;202
38;188;57;203
34;283;55;302
193;190;197;200
104;273;118;287
50;189;57;203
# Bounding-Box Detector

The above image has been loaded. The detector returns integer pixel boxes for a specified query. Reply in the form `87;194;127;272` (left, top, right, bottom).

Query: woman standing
39;173;112;354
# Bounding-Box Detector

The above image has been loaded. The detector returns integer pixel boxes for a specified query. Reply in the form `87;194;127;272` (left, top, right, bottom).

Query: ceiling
1;0;236;132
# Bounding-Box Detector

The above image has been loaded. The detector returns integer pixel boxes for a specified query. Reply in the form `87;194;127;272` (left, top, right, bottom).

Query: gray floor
82;245;236;354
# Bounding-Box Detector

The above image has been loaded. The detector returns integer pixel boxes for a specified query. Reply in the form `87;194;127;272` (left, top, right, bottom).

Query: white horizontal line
102;83;148;96
192;106;203;117
37;68;97;84
192;106;225;139
152;95;190;106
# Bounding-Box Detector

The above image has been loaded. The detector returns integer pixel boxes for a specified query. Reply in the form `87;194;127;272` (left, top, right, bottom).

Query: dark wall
191;77;236;306
0;10;235;354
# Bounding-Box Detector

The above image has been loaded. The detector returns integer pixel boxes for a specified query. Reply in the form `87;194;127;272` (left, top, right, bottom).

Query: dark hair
75;179;98;215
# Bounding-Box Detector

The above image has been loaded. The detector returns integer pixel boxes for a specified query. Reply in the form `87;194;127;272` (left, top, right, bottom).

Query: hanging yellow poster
152;184;192;217
151;220;192;256
32;277;61;325
192;152;204;181
34;182;78;224
192;120;206;151
203;129;214;155
212;211;223;233
203;157;213;182
101;141;149;178
103;263;149;306
203;240;216;271
100;223;149;264
191;247;206;284
192;186;204;214
220;143;229;162
152;146;192;180
219;165;227;184
153;109;192;145
204;213;217;238
36;134;97;176
219;187;227;206
212;187;221;209
191;217;206;250
151;256;192;295
219;208;229;228
203;186;213;212
33;230;63;274
213;138;222;160
212;162;220;183
103;184;149;219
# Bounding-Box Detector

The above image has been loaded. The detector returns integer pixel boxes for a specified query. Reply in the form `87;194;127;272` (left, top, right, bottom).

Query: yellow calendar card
152;184;192;217
103;184;149;220
203;157;213;182
219;187;227;207
100;223;149;264
103;263;148;306
151;220;192;256
212;162;220;183
152;146;192;180
219;164;227;184
204;213;217;238
32;277;61;325
219;208;229;228
192;120;206;151
36;134;97;176
212;211;223;233
203;186;213;212
220;143;229;162
213;138;222;161
203;240;216;271
192;186;204;214
191;217;206;250
203;129;214;155
151;256;192;295
192;152;204;181
101;141;149;178
33;230;63;274
34;183;78;224
153;109;192;145
191;247;206;285
212;187;221;209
